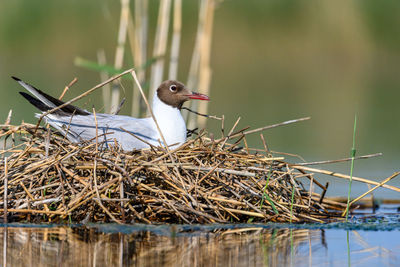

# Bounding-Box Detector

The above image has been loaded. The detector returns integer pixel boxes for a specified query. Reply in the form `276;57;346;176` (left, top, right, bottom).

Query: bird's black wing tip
11;76;21;82
19;91;29;97
19;91;53;112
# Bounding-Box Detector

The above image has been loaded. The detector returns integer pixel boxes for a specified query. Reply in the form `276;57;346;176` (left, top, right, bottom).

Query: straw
0;117;396;224
168;0;182;80
110;0;130;114
128;0;148;117
148;0;172;105
186;0;215;129
97;49;112;113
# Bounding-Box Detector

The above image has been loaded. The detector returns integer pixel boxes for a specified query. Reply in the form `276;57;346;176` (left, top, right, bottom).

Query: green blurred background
0;0;399;197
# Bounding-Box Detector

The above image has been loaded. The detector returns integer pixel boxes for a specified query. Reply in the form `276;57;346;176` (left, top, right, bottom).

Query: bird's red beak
185;92;210;101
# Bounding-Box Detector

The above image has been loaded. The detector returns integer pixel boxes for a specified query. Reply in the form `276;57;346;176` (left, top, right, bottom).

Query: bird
12;77;210;150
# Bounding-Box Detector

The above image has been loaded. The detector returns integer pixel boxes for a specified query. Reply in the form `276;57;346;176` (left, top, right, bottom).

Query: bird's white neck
151;93;186;147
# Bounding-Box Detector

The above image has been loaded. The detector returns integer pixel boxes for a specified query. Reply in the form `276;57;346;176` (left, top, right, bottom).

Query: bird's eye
169;85;177;92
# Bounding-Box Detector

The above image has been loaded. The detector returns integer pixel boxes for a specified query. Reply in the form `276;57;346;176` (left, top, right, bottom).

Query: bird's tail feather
12;76;90;116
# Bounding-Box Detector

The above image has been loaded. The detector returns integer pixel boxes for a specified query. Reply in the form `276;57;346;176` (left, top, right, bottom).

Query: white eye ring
169;85;177;92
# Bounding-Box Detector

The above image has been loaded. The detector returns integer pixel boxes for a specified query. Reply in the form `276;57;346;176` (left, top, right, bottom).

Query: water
1;206;399;267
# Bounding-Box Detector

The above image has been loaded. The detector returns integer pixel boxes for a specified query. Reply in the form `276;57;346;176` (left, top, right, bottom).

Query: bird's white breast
152;94;186;147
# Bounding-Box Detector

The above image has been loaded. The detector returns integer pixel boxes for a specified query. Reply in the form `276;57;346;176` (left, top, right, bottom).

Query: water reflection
0;225;398;266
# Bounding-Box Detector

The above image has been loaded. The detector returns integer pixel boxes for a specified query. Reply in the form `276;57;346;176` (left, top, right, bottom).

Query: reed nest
0;120;398;225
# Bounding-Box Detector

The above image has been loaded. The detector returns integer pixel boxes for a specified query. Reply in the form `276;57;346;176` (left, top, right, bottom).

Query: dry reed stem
293;165;400;192
97;49;112;113
3;157;7;223
59;77;78;100
127;13;140;117
342;171;400;216
0;209;66;215
221;117;241;147
110;0;130;114
149;0;172;103
195;0;215;130
184;0;204;123
129;0;148;117
295;153;383;166
169;0;182;80
186;0;215;129
5;110;12;126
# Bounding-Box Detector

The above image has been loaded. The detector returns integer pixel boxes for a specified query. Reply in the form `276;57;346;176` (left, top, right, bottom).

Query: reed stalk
184;0;206;123
345;115;357;222
110;0;130;114
148;0;172;108
129;0;148;117
347;172;400;209
186;0;215;130
195;0;215;130
168;0;182;80
3;157;7;223
290;184;295;224
97;49;111;113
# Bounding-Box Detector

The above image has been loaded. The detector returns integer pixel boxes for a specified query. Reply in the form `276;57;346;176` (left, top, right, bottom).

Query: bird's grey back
12;76;159;150
44;113;159;150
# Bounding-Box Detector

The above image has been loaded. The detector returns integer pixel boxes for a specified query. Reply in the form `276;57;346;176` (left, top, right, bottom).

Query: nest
0;120;397;224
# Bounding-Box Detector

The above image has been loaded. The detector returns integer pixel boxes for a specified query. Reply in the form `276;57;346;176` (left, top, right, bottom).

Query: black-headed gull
12;77;209;150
